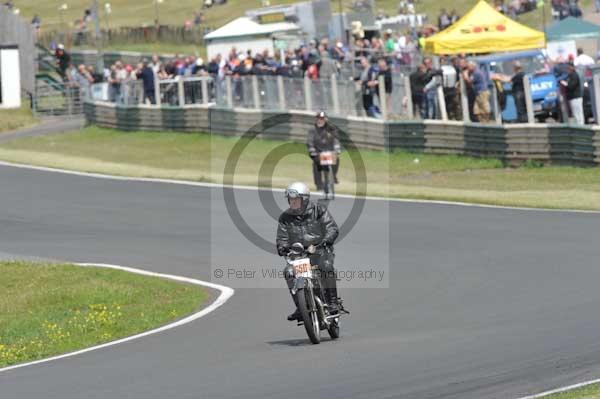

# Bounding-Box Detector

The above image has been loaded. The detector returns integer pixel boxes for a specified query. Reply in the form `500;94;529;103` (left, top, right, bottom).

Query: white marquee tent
204;17;302;60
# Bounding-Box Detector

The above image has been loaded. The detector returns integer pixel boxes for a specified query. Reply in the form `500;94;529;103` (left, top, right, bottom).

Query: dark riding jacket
276;201;339;256
307;124;341;158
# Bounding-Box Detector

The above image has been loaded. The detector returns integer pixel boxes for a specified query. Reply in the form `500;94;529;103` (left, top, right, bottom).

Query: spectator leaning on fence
410;63;427;118
492;61;527;122
574;48;594;67
319;50;338;79
440;57;459;121
468;61;491;123
87;65;102;84
422;57;442;120
72;64;94;99
377;57;393;114
509;62;527;123
136;60;156;105
560;63;584;125
109;61;128;103
356;56;380;118
459;59;475;121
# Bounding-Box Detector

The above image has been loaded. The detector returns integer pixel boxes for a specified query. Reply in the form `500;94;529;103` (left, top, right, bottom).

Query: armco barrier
84;101;600;166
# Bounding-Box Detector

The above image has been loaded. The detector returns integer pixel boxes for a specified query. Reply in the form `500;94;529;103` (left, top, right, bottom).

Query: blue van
473;50;559;122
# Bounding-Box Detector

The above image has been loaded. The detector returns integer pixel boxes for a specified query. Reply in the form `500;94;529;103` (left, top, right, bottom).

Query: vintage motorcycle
286;242;347;344
318;151;336;200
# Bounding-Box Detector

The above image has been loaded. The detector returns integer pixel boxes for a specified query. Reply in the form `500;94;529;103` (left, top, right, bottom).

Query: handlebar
285;242;329;258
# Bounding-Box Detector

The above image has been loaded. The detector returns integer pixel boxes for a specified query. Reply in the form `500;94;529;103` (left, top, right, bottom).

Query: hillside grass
14;0;566;39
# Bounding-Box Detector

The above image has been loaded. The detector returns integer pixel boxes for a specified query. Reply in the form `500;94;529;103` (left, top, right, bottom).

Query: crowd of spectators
53;23;427;109
492;0;541;18
47;0;599;122
54;32;598;123
552;0;584;19
407;45;598;125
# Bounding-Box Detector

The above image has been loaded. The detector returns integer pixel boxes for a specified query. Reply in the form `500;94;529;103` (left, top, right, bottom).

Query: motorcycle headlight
545;91;557;100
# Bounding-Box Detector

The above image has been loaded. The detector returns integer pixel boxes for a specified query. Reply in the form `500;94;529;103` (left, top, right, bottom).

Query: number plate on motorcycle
292;258;312;276
319;152;336;166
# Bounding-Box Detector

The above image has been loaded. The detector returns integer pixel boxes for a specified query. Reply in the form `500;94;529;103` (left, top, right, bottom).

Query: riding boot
312;159;323;191
323;275;339;314
287;289;301;321
333;159;340;184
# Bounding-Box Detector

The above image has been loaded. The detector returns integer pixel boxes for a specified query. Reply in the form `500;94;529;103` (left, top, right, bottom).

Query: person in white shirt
395;34;407;52
574;48;595;66
149;54;162;74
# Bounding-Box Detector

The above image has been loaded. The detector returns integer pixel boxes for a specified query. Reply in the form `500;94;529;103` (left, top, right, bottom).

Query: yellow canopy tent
424;0;546;54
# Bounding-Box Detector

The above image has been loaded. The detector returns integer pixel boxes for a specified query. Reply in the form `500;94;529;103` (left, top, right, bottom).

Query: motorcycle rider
307;111;341;191
276;182;340;321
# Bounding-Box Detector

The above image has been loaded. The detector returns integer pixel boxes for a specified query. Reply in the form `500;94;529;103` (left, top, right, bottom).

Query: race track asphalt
1;164;600;399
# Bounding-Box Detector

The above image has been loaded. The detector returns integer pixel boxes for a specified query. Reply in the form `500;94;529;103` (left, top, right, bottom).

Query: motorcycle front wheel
297;288;321;344
328;166;335;200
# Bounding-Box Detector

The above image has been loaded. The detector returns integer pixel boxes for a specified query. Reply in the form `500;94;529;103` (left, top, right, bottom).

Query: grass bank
0;261;207;368
0;103;38;134
0;126;600;210
542;382;600;398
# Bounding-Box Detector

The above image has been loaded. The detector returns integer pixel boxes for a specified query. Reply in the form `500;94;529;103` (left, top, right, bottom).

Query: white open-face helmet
285;182;310;214
316;111;327;127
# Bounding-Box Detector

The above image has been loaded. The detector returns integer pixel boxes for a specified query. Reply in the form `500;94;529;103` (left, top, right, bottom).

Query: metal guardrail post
593;74;600;125
154;72;161;106
177;77;185;106
437;86;447;121
137;82;144;104
277;75;286;110
66;86;74;115
252;75;261;109
331;74;340;115
523;75;535;124
304;76;313;111
404;75;414;119
226;76;233;108
459;74;470;123
378;75;388;120
32;80;38;115
491;83;502;124
201;77;209;105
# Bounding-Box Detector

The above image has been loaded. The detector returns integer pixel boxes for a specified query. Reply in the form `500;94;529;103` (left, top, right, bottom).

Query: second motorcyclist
307;111;341;191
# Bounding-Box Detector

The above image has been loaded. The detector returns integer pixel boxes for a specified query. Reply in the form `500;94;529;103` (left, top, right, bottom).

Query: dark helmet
285;182;310;214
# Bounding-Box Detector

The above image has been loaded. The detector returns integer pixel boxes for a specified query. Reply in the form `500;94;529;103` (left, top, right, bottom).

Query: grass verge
0;126;600;210
0;103;38;134
0;260;207;368
542;382;600;398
